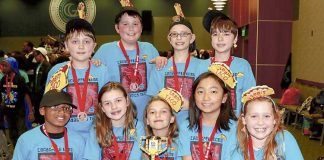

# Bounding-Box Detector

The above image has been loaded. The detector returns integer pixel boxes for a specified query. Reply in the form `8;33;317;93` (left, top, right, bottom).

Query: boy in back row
45;18;110;139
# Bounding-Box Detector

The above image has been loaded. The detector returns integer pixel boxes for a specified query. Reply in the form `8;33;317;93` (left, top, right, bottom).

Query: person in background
0;57;34;146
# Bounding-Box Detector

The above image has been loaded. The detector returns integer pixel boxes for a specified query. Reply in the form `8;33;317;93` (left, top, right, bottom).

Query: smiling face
64;32;97;64
40;104;72;133
100;89;129;126
194;76;227;117
168;24;195;53
242;100;276;145
146;100;175;135
211;28;237;55
115;13;142;47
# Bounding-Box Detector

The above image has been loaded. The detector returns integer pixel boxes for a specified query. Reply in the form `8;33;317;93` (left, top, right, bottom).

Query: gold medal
130;82;139;92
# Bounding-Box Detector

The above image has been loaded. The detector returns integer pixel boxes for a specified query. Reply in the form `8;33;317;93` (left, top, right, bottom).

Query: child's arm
149;56;168;70
24;93;35;122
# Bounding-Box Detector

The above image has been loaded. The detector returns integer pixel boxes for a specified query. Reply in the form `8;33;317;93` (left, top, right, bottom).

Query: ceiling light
213;2;226;5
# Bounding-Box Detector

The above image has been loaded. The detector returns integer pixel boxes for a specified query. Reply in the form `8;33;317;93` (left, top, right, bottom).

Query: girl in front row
233;85;303;160
179;63;238;160
83;82;144;160
143;88;183;159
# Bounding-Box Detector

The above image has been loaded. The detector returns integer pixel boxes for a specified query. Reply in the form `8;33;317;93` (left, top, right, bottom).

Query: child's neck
119;40;137;50
112;119;125;128
71;60;89;69
201;111;220;127
173;51;189;63
152;129;169;137
214;52;231;61
44;122;65;134
252;136;266;150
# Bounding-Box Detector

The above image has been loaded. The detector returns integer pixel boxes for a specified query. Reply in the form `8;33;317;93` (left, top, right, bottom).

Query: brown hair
115;9;143;26
143;96;178;142
236;97;283;160
95;82;136;147
210;17;238;38
188;72;237;131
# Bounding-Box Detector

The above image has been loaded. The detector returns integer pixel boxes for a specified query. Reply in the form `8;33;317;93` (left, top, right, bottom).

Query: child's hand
150;56;168;70
91;59;101;66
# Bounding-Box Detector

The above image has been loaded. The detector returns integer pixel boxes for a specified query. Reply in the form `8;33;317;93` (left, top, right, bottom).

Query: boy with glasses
147;12;208;124
13;89;85;160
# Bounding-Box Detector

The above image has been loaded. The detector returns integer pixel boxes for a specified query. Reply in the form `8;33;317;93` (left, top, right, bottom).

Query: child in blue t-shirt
142;88;183;160
232;85;303;160
200;10;256;117
46;18;111;139
13;89;85;160
178;63;238;160
93;9;167;120
83;82;144;160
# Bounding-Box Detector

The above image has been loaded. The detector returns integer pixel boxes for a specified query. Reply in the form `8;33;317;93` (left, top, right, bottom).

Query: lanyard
248;136;255;160
119;41;140;78
210;56;236;109
71;61;90;113
42;125;70;160
172;54;191;93
198;115;218;160
5;73;15;99
112;133;128;160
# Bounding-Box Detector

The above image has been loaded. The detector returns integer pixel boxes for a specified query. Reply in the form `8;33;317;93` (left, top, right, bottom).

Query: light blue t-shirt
178;119;237;160
83;120;145;160
231;130;304;160
46;61;111;139
147;57;209;123
13;126;85;160
200;56;256;116
93;41;159;120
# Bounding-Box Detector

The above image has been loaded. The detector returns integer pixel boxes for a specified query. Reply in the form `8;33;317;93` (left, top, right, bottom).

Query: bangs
65;29;95;41
210;18;238;35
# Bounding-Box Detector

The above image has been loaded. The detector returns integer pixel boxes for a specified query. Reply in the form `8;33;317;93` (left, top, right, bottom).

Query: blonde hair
95;82;136;147
143;96;178;143
236;97;284;160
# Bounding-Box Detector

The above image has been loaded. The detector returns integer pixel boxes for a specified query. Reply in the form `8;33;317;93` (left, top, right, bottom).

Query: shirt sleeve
83;127;102;160
283;131;304;160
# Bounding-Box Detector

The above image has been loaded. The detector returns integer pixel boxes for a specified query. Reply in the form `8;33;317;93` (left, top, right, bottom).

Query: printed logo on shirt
102;141;134;160
190;141;222;160
165;76;194;99
119;62;147;93
67;82;98;122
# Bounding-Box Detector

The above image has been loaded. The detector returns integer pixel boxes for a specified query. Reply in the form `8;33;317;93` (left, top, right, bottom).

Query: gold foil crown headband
208;62;237;88
158;88;184;112
241;85;275;104
172;3;185;22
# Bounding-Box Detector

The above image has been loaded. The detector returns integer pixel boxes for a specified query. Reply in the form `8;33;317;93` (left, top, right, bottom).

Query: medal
71;61;91;122
77;112;88;122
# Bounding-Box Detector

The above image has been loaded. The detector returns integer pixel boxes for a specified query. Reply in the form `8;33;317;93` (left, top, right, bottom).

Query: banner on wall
49;0;96;33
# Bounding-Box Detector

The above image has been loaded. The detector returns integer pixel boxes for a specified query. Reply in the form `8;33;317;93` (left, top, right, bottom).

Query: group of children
9;5;304;160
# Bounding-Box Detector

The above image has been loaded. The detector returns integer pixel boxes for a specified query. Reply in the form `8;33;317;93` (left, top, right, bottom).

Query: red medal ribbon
198;115;218;160
71;61;91;113
119;41;140;82
42;125;70;160
172;54;191;93
112;133;128;160
5;73;15;100
210;56;236;110
248;136;255;160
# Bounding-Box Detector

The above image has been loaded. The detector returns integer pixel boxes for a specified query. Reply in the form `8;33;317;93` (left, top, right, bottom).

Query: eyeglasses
168;32;192;38
49;105;73;113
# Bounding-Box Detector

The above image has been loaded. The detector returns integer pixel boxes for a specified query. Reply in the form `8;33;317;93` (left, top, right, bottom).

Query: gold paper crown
157;88;184;112
119;0;134;7
174;3;184;18
241;85;275;104
208;62;237;88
